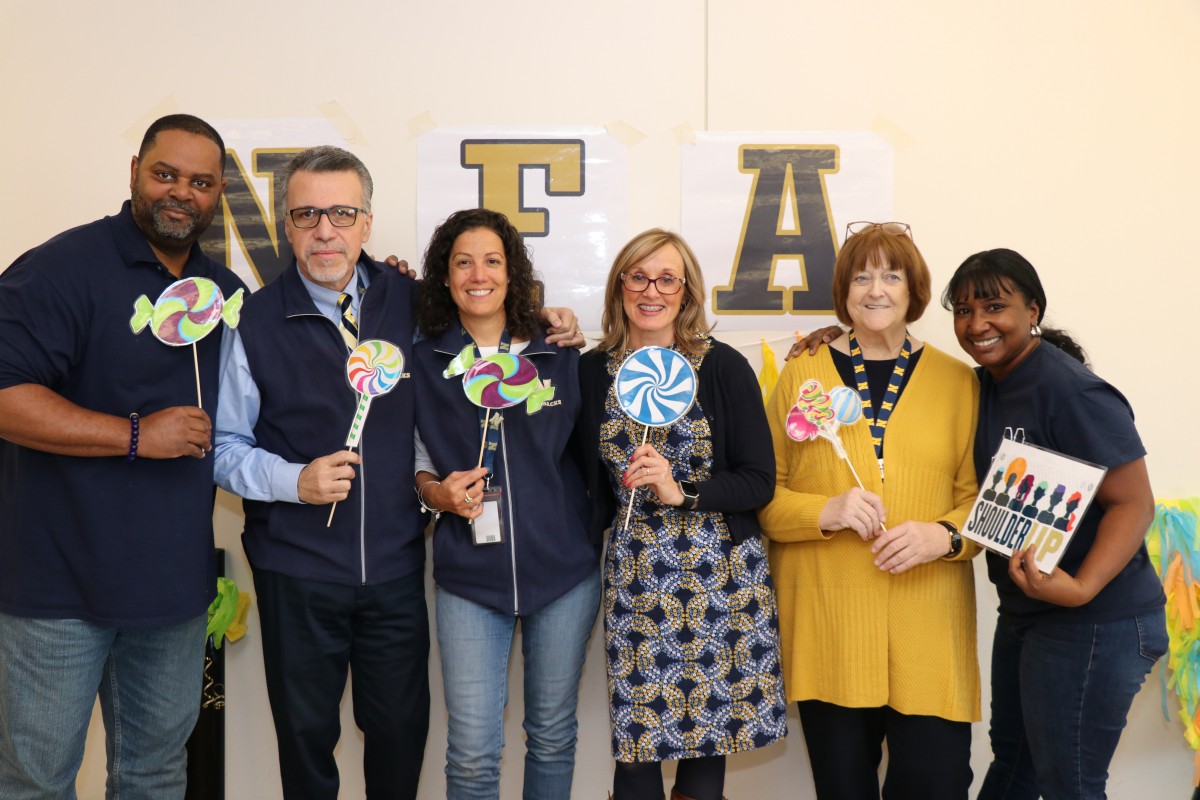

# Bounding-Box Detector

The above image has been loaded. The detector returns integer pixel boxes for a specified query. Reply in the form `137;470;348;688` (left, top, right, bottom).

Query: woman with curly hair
412;208;601;799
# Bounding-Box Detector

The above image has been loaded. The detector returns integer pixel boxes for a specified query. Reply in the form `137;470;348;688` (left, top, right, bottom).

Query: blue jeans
0;610;207;800
436;569;601;800
978;609;1167;800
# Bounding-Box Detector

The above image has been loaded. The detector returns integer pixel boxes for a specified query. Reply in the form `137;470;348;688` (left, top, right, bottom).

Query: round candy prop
463;353;539;410
347;339;405;398
444;345;555;415
828;385;863;425
615;346;697;427
343;339;405;448
786;378;876;518
130;277;244;346
615;347;698;533
129;277;246;408
330;339;406;527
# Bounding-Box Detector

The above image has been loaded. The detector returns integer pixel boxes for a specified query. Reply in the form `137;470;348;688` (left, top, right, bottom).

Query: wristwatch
678;480;700;511
938;520;962;558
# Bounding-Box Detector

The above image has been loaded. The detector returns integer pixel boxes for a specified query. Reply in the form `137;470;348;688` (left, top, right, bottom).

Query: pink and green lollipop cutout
129;277;244;407
443;344;555;468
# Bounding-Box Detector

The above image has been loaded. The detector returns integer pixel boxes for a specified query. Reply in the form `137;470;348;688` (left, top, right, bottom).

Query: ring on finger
464;493;472;504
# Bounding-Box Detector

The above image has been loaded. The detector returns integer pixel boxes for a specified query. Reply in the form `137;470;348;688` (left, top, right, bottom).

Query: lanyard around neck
847;329;912;481
459;326;512;479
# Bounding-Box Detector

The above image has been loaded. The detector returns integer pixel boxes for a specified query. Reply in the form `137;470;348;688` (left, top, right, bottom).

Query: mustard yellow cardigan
758;345;982;722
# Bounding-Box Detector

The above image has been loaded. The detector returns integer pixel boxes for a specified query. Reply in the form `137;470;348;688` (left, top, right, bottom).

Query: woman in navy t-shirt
943;248;1167;800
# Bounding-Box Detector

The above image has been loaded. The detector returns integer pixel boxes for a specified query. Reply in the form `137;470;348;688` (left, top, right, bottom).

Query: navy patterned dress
600;347;788;763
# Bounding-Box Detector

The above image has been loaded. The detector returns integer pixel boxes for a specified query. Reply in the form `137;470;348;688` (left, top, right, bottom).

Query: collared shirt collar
296;261;371;324
109;200;218;280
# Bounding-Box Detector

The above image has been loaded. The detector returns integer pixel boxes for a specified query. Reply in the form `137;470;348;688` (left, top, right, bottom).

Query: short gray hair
280;145;374;213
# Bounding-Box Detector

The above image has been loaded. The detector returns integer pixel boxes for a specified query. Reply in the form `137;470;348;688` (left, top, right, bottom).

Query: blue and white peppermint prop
615;346;699;531
615;346;697;426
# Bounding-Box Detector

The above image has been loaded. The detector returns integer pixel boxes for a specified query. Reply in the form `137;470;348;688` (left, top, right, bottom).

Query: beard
130;183;218;254
300;246;354;289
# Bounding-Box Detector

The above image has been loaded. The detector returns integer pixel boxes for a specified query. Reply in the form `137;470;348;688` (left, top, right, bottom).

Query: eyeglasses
620;272;686;295
288;206;366;229
844;221;913;240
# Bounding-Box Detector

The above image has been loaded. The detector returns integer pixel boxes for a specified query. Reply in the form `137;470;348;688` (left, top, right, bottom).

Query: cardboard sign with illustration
963;438;1106;573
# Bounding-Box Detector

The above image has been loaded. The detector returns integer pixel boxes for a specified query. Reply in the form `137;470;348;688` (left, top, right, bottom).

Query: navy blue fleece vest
236;259;422;586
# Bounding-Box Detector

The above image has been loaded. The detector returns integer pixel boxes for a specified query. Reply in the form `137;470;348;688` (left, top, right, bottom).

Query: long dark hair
416;208;542;339
941;248;1089;366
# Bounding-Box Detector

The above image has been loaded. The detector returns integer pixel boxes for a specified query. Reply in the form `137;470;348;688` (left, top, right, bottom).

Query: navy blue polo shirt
974;342;1165;623
0;201;248;627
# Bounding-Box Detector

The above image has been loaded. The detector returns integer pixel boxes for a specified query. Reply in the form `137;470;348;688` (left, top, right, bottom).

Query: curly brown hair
416;208;542;340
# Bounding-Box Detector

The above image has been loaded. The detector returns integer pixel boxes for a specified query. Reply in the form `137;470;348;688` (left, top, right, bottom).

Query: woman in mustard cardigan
758;222;980;800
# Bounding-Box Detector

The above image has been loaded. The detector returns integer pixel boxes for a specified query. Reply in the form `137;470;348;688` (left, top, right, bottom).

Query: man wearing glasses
0;114;247;799
213;146;430;799
213;146;583;799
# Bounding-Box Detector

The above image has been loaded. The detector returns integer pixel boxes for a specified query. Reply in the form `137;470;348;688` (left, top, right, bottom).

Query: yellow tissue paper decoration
758;338;779;405
225;592;252;644
1146;498;1200;785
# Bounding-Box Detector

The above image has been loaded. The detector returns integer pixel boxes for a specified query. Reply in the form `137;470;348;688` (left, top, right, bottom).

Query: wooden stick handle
622;425;650;532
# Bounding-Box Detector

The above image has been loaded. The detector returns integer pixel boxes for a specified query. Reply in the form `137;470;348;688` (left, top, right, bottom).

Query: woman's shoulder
580;345;608;366
411;335;436;358
914;342;977;381
999;340;1111;400
696;337;756;383
699;336;741;365
775;343;836;381
1032;342;1135;414
579;346;612;383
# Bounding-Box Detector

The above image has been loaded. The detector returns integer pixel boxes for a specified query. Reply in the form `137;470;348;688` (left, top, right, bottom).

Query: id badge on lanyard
471;486;505;546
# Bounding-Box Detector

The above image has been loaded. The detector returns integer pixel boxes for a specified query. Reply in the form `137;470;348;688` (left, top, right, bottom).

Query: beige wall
2;1;1196;797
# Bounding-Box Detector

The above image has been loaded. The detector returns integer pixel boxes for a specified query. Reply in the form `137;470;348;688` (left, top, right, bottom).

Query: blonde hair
596;229;712;357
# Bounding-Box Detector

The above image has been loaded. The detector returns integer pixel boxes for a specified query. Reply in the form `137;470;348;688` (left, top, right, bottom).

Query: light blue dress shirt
213;265;368;503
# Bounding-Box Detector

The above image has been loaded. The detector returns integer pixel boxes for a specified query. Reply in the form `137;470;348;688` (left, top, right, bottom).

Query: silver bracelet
416;480;442;520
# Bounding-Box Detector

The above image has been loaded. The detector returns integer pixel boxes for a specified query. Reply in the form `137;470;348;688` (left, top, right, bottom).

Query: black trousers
254;568;431;800
797;700;972;800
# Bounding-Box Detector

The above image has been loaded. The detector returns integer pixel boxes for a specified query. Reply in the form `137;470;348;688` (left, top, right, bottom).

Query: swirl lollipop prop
328;339;405;527
785;379;833;442
615;346;697;532
445;345;556;467
130;277;245;407
787;380;878;525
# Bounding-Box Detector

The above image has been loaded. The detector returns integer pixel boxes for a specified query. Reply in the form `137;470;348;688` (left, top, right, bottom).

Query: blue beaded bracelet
126;413;140;462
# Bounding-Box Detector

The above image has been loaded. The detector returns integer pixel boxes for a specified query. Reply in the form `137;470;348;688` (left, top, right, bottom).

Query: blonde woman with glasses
578;229;788;800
